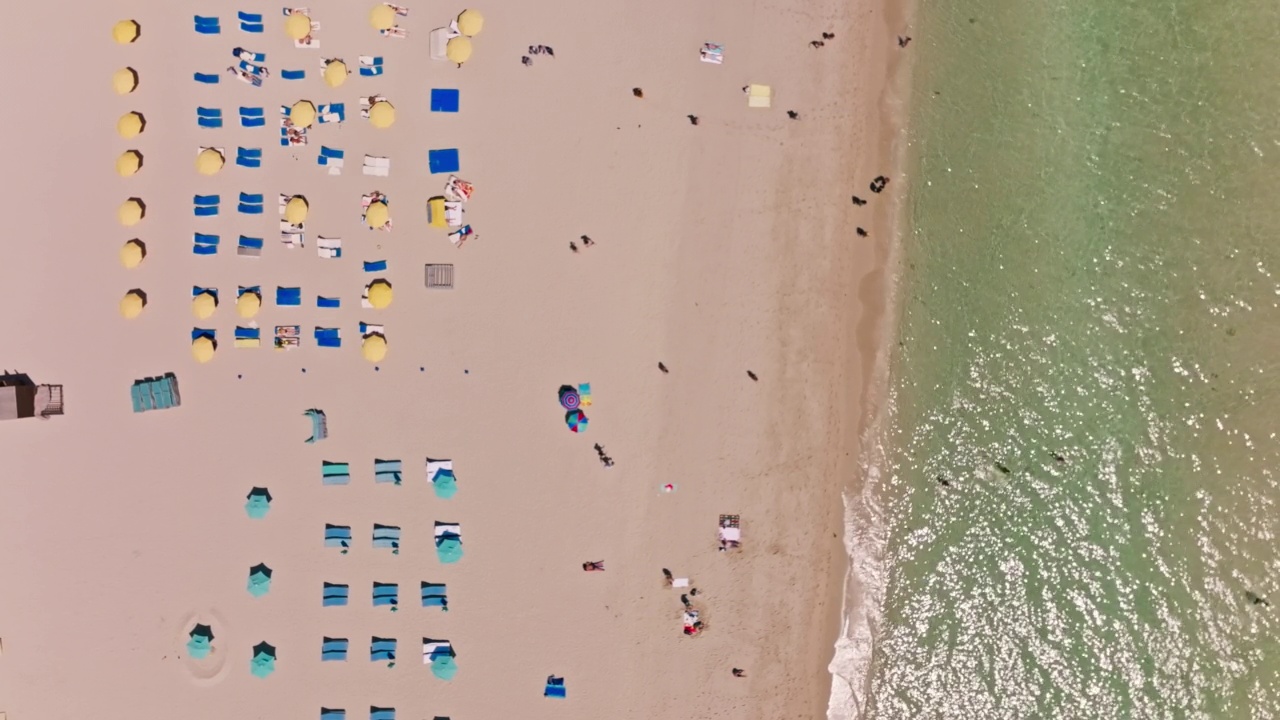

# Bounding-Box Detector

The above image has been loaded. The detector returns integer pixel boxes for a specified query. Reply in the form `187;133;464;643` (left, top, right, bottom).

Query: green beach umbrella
247;563;273;597
436;537;463;564
186;624;214;660
245;487;272;519
430;654;458;681
250;642;277;678
432;470;458;499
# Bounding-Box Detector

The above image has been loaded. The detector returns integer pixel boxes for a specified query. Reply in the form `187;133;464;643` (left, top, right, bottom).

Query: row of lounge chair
317;581;448;609
322;522;461;562
193;13;264;34
319;458;450;486
198;322;385;350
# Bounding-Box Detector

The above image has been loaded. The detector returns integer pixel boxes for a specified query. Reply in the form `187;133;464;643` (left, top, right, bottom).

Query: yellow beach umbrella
113;67;139;95
119;290;145;319
365;201;389;228
120;240;145;269
367;280;393;309
370;4;396;30
116;150;142;177
113;19;140;44
237;291;261;319
323;60;347;88
118;198;144;227
456;9;483;37
195;148;224;175
117;111;144;139
446;36;472;64
362;334;387;362
368;101;395;129
192;292;217;320
290;100;317;129
284;196;309;224
192;335;216;363
284;12;311;39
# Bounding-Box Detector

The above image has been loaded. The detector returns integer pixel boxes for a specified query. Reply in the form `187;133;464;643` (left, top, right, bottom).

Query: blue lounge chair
193;233;220;255
324;523;352;550
318;146;345;167
235;326;261;343
370;707;395;720
282;69;306;80
315;327;341;348
372;524;401;553
372;582;399;609
420;582;447;609
363;260;388;273
430;89;459;113
317;296;341;309
370;637;397;664
359;57;384;77
276;286;302;306
322;461;350;485
428;149;460;174
194;72;220;84
130;382;152;413
322;582;349;607
373;459;402;484
318;103;346;123
544;676;566;698
237;236;263;257
193;195;220;217
236;147;262;168
238;11;263;32
194;15;221;34
238;192;265;214
320;709;346;720
321;637;349;661
197;107;223;129
192;286;219;301
240;106;266;127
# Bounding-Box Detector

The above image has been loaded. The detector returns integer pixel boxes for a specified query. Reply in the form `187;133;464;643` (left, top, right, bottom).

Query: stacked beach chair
130;373;181;412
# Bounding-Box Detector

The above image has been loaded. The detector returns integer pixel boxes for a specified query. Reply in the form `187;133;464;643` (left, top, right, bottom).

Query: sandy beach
0;0;903;717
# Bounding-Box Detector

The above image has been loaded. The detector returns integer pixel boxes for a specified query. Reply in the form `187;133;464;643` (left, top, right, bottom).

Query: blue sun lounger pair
194;15;221;34
374;459;402;484
238;235;263;257
197;107;223;128
324;524;352;550
373;524;401;553
131;373;181;413
282;69;306;80
322;637;348;661
238;11;263;33
239;192;265;214
421;582;447;609
193;233;219;255
318;146;345;168
240;106;266;127
371;637;397;663
315;327;341;348
276;286;301;306
194;195;219;217
372;583;399;609
322;460;351;485
236;147;262;168
322;582;349;607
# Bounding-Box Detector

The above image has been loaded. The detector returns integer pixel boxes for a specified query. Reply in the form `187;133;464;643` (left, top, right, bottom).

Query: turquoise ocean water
833;0;1280;717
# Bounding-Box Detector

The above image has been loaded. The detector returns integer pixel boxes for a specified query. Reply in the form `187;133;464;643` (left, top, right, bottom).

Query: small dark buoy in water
936;475;951;487
995;462;1010;475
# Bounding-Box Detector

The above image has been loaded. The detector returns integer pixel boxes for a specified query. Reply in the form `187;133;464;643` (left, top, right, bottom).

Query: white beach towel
672;578;689;588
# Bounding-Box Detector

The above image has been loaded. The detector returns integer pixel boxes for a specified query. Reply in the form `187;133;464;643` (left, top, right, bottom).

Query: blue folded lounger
238;192;265;214
193;233;219;255
372;582;399;609
236;147;262;168
194;15;221;34
315;327;341;348
235;326;260;341
372;524;401;552
317;296;341;308
282;69;306;80
363;260;387;273
193;194;220;217
322;582;349;607
370;637;397;662
428;148;460;174
238;11;263;32
320;710;346;720
191;328;216;342
324;523;352;549
430;89;460;113
195;72;220;84
240;106;265;127
321;637;349;661
276;286;302;306
421;582;447;608
322;461;351;485
374;459;402;484
370;707;395;720
197;107;223;128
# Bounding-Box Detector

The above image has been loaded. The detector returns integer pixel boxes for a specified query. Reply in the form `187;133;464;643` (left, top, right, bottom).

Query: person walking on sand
658;362;669;373
570;241;578;253
856;227;869;237
581;235;595;247
662;568;674;585
687;114;700;126
732;668;746;677
747;370;759;381
787;110;800;119
680;594;692;609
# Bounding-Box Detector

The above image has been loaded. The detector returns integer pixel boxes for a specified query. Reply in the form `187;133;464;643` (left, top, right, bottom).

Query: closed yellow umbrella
116;150;142;177
195;148;224;175
120;239;145;269
192;292;217;320
323;60;347;88
446;36;472;64
237;291;261;319
362;334;388;362
117;111;145;139
369;4;396;30
367;280;393;309
113;67;139;95
118;198;145;227
365;201;389;228
119;290;146;319
290;100;317;129
284;12;311;40
368;101;395;129
113;19;140;44
456;9;483;36
192;335;216;363
284;196;309;224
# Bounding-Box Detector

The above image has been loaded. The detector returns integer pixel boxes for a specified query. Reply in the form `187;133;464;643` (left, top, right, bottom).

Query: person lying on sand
582;561;605;571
